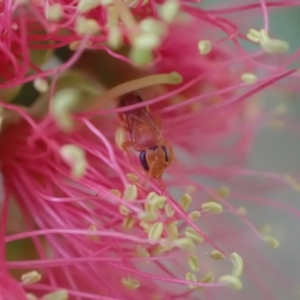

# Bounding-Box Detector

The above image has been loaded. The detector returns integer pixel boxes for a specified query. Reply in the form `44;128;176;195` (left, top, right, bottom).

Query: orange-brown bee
119;93;173;179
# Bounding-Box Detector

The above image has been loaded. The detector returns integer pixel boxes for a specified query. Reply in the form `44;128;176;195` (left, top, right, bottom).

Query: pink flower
1;0;300;300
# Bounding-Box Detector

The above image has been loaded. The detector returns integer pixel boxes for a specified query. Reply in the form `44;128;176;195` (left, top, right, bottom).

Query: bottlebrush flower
1;0;300;300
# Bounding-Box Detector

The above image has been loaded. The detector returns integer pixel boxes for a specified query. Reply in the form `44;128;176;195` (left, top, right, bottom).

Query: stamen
46;4;63;21
33;78;49;93
147;192;166;209
148;222;164;241
185;227;204;243
219;275;242;291
188;255;199;272
115;127;126;150
185;272;197;289
42;290;68;300
21;271;41;285
230;252;243;277
259;29;289;54
188;211;201;221
60;144;87;178
165;203;175;217
159;0;180;23
201;202;223;213
123;184;137;201
75;16;101;35
121;277;140;290
209;250;224;260
241;73;258;84
123;216;136;230
179;193;192;211
263;235;279;249
198;40;212;55
174;237;195;252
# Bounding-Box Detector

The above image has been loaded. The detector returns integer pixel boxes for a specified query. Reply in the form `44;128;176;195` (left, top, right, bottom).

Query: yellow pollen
139;18;168;37
115;127;126;150
59;144;87;178
209;250;224;260
126;173;139;183
21;271;41;285
87;224;99;241
179;193;192;211
159;0;180;23
119;204;131;216
33;78;49;93
139;221;151;233
110;189;121;197
185;272;197;289
198;40;212;55
75;16;100;35
133;32;161;50
123;216;136;230
185;227;204;243
241;73;258;84
201;271;214;283
147;192;167;209
246;29;261;43
42;290;68;300
136;245;150;261
264;235;280;249
188;255;199;272
174;237;196;252
148;222;164;241
78;0;101;13
121;277;140;290
188;211;201;221
167;221;178;240
259;29;289;54
123;184;137;201
165;203;175;217
230;252;243;277
138;210;158;222
201;201;223;213
219;275;243;291
46;4;63;21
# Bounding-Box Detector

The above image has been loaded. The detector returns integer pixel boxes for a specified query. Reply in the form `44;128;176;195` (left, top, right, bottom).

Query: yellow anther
198;40;212;55
21;271;41;285
264;235;280;249
167;221;178;240
259;224;272;235
139;221;151;233
179;193;192;211
42;290;68;300
185;272;197;289
219;275;242;291
115;127;126;150
246;28;261;43
121;277;140;290
119;204;131;216
138;210;158;222
185;227;204;243
259;29;289;54
209;250;224;260
174;237;196;252
152;245;171;255
75;16;100;35
201;271;214;283
201;201;223;213
46;4;63;21
33;78;49;93
136;245;150;261
133;33;161;50
159;0;180;23
165;203;175;217
217;186;230;198
188;255;199;272
87;224;99;241
241;73;258;84
230;252;243;277
123;216;136;230
26;294;37;300
148;222;164;241
126;173;139;183
139;18;167;37
123;184;137;201
147;192;167;209
60;144;87;178
78;0;101;13
110;189;121;197
188;211;201;221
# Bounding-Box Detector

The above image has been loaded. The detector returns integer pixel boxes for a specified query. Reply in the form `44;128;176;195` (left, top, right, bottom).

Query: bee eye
161;146;169;162
139;150;149;171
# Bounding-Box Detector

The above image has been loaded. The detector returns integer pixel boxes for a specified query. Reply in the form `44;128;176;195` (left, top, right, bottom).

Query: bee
119;93;173;179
